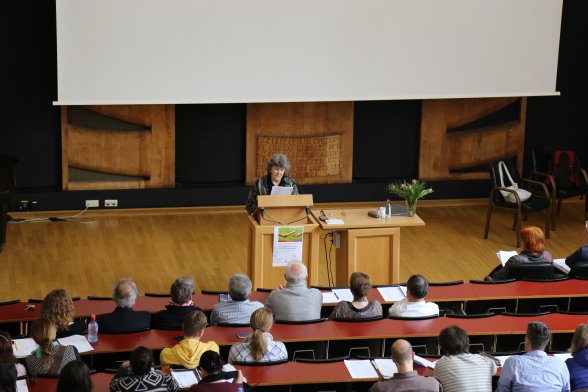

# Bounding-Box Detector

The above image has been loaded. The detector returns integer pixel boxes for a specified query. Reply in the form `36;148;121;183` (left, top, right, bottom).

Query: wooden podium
313;208;425;285
247;195;320;289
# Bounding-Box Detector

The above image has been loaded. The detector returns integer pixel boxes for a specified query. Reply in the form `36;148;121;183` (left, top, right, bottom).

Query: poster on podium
272;226;303;266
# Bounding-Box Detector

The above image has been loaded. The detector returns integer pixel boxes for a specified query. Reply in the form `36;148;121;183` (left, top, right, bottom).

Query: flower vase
406;200;417;217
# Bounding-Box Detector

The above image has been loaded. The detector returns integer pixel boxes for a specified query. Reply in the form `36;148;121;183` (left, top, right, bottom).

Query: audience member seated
96;277;151;333
210;274;263;326
328;272;383;320
110;346;179;392
0;331;26;377
0;359;17;392
433;325;496;392
489;226;553;281
25;318;80;377
566;224;588;268
388;274;439;318
152;276;201;330
228;307;287;363
367;339;442;392
190;350;246;392
497;321;570;391
266;261;322;321
40;289;86;338
57;360;92;392
566;323;588;391
160;310;219;369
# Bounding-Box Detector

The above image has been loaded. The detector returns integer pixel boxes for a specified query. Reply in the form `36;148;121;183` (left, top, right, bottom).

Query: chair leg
484;201;493;239
545;205;550;239
556;198;562;216
516;208;522;248
551;193;557;231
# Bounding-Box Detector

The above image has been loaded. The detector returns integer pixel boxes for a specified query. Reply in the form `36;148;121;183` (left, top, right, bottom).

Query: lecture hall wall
2;1;586;211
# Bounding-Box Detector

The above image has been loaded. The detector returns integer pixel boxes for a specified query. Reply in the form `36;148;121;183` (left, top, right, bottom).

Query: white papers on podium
171;369;200;388
372;358;398;379
377;286;407;302
344;359;379;379
496;250;518;266
553;259;570;274
270;186;293;195
12;338;39;358
57;335;94;353
326;218;344;225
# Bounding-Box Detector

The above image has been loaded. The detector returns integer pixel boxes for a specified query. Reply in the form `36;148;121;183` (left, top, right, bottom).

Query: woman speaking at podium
245;153;299;214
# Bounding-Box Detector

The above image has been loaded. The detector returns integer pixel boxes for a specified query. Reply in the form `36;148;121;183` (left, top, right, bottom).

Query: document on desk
493;355;514;367
344;359;379;379
325;218;344;225
57;334;94;353
16;380;28;392
553;352;573;361
12;338;39;358
553;258;570;274
171;368;200;388
270;186;293;195
496;250;518;266
332;288;354;302
372;358;398;379
377;286;407;302
413;355;436;369
322;291;339;303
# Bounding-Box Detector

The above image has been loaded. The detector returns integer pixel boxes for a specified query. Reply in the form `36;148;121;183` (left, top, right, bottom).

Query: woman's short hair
349;272;371;298
439;325;470;355
40;289;75;332
519;226;546;254
0;359;17;392
130;346;153;375
266;153;291;173
198;350;224;374
170;276;194;304
571;324;588;354
57;360;92;392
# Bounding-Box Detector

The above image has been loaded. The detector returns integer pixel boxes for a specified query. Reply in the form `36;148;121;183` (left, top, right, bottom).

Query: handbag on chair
497;161;532;203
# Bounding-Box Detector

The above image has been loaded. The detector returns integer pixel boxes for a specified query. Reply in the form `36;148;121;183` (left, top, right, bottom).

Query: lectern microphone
260;207;265;217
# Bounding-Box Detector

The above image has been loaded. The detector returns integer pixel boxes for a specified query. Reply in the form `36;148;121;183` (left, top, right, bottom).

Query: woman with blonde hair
24;319;79;377
489;226;553;280
40;289;86;338
227;307;287;363
567;324;588;391
329;272;382;320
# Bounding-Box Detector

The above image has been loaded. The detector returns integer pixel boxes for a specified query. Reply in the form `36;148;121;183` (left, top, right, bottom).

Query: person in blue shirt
565;224;588;268
566;324;588;391
497;321;570;392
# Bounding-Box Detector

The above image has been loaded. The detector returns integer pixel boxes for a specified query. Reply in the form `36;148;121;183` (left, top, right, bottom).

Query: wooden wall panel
246;102;354;185
61;105;175;190
419;98;527;181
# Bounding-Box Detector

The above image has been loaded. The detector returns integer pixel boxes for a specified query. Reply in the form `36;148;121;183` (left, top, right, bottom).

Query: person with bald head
368;339;441;392
266;261;322;321
96;277;151;333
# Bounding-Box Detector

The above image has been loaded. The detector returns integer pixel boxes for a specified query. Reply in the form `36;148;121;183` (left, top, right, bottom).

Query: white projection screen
55;0;562;105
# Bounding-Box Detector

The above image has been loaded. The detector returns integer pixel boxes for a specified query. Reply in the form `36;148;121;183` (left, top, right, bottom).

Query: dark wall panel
353;100;421;180
175;104;245;185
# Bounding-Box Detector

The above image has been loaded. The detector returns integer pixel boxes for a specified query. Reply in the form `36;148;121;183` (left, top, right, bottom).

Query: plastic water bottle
385;199;393;218
87;314;99;343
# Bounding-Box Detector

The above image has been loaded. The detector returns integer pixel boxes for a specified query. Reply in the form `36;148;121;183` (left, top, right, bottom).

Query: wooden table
314;208;425;285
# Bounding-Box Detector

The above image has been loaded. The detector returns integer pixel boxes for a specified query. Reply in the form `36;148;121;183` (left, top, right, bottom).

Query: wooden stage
0;198;585;302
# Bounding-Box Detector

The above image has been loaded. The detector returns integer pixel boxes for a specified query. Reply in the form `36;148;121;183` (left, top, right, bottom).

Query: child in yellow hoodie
160;310;219;369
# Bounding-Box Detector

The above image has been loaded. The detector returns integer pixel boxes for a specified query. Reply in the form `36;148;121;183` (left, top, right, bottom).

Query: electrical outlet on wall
104;199;118;207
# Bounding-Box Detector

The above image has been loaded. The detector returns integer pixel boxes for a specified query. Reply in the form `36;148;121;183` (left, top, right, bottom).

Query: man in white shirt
388;274;439;318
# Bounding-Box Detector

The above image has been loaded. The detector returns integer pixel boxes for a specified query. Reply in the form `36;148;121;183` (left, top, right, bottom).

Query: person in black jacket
151;276;201;330
96;278;151;333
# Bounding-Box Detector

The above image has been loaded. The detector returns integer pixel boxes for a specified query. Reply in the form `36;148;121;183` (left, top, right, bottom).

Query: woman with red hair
489;226;553;280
